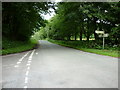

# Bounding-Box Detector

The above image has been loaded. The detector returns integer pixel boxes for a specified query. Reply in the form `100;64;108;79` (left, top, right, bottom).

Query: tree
2;2;53;41
40;2;120;45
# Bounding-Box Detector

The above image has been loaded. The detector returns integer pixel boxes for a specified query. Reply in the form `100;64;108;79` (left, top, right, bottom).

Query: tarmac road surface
2;40;118;88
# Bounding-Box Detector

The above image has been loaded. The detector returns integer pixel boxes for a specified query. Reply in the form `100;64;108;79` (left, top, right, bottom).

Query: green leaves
38;2;119;44
2;2;53;41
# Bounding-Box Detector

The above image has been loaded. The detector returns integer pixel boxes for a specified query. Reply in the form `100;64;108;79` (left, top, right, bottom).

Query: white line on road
25;77;28;83
24;86;27;88
26;71;29;76
17;62;21;64
19;51;30;62
14;51;30;68
14;65;19;67
23;49;35;88
27;67;30;70
26;64;31;66
28;58;32;61
28;49;35;60
26;49;35;66
28;61;31;63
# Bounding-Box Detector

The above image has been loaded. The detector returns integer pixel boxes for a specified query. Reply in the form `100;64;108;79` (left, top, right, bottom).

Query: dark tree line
2;2;53;41
41;2;120;45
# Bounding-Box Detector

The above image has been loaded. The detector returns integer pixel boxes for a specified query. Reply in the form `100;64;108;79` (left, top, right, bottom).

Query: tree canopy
2;2;54;41
41;2;120;45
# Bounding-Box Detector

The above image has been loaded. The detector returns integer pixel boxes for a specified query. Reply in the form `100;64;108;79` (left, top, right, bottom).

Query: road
2;40;118;88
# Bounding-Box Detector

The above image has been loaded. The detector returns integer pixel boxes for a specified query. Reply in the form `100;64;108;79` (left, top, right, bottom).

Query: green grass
1;38;38;55
48;39;119;57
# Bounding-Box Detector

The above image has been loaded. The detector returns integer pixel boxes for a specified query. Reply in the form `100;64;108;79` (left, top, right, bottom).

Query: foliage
2;2;55;55
2;2;53;41
1;37;38;55
49;39;118;57
41;2;120;45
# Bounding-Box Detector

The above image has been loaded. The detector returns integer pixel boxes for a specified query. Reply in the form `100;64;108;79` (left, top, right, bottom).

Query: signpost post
95;30;109;49
103;37;104;49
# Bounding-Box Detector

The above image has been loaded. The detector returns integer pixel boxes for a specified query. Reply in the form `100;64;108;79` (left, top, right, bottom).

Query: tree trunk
87;35;90;42
87;18;90;42
79;21;84;41
67;36;70;41
75;32;77;41
80;32;82;41
93;17;98;41
94;32;98;40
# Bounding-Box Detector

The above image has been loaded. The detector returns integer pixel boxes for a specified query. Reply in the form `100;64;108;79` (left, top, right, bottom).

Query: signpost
95;30;109;49
95;31;104;34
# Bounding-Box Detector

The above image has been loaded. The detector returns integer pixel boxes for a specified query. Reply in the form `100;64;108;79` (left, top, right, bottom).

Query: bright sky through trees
42;8;55;20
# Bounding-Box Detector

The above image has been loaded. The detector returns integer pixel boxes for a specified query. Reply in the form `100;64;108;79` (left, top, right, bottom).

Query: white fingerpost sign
95;30;109;49
103;33;109;37
95;31;104;34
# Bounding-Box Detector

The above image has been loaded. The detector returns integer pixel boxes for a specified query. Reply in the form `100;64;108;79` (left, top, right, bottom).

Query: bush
1;37;38;55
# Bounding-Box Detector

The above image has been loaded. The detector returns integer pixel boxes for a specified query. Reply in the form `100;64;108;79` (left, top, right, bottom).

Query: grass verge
1;38;38;55
48;39;119;58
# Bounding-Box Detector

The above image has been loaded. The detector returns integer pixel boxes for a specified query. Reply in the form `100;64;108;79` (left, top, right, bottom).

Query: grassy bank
1;38;38;55
48;39;119;57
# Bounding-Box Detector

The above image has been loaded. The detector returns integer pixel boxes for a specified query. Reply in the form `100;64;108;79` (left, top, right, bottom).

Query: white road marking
26;49;35;66
24;49;35;87
24;86;27;88
26;71;29;76
36;53;38;55
17;62;21;64
18;51;30;62
27;67;30;70
14;65;19;68
28;58;32;61
26;64;31;66
28;49;35;60
25;77;28;83
28;61;31;63
19;59;23;62
14;51;30;67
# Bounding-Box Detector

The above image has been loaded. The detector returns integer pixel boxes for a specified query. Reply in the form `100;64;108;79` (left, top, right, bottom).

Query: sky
41;0;62;20
42;8;56;20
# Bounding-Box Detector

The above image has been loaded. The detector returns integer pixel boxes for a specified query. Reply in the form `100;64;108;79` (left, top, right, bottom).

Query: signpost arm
95;30;108;49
